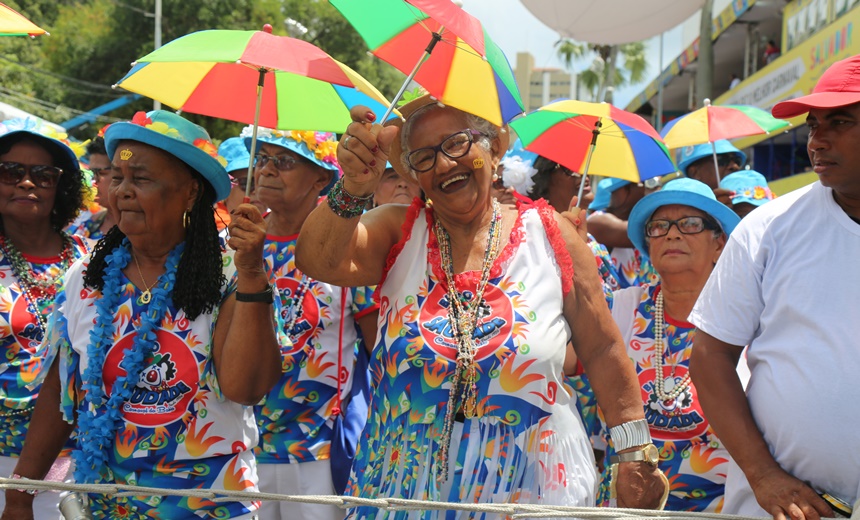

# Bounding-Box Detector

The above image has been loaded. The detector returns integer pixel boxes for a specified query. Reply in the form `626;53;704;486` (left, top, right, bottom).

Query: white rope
0;477;772;520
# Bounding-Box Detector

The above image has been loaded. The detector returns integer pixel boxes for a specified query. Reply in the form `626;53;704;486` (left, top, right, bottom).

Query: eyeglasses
716;153;743;168
645;216;719;237
230;176;254;191
0;162;63;188
89;166;110;177
254;154;300;172
407;129;486;173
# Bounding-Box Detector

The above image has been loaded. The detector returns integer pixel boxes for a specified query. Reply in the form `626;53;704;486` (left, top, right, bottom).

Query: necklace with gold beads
433;199;503;482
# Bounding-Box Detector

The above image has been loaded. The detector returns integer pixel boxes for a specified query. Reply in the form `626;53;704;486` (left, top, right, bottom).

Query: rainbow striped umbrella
114;27;394;200
330;0;523;126
660;99;791;149
511;100;676;203
660;99;791;182
0;2;47;37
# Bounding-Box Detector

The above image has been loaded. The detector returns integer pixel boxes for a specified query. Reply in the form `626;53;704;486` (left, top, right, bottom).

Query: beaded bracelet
327;178;373;219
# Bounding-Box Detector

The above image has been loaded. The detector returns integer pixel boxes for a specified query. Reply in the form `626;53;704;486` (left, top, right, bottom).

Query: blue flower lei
73;238;184;484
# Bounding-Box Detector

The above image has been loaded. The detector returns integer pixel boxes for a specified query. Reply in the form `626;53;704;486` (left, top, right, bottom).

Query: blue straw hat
627;178;741;260
677;140;747;174
105;111;231;201
218;137;251;176
241;126;340;195
588;177;631;211
0;118;80;176
719;170;775;207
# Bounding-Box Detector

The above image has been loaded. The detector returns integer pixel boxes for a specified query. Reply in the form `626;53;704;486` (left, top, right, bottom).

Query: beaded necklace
74;239;183;484
280;274;313;342
0;233;75;336
653;289;692;401
433;199;503;482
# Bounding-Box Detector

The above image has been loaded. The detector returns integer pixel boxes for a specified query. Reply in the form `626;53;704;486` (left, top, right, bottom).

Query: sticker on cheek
473;157;484;169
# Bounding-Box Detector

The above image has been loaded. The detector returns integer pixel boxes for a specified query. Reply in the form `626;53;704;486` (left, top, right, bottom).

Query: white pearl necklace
653;289;692;401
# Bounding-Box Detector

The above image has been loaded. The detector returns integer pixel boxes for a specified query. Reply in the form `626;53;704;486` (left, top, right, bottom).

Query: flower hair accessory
130;112;227;168
499;155;538;196
240;125;340;170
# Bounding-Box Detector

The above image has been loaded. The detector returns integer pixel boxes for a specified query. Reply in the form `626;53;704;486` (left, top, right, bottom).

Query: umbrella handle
245;69;267;203
380;30;444;123
576;119;603;207
710;141;721;185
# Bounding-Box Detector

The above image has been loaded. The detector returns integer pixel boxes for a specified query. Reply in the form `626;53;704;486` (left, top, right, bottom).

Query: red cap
772;54;860;119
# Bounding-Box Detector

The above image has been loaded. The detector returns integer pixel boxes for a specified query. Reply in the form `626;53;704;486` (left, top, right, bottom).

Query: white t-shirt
690;181;860;515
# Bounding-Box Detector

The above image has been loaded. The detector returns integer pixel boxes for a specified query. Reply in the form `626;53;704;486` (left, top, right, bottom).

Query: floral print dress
346;199;597;519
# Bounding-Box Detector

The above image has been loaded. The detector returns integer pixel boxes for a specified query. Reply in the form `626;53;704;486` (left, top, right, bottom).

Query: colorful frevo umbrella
510;99;676;205
660;98;791;183
0;2;47;37
330;0;523;126
114;26;394;201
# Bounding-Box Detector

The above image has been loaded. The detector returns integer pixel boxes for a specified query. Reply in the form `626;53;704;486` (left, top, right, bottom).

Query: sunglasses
0;162;63;189
645;216;719;238
255;154;300;172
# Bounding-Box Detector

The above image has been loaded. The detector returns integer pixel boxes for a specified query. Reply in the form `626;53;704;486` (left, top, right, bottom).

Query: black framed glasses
254;154;300;172
407;129;486;173
716;153;743;168
89;166;110;177
645;216;719;237
0;162;63;188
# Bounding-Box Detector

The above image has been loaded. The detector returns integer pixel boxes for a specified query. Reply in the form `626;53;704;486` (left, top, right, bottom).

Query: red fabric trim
573;359;585;376
21;253;62;264
373;198;423;304
533;199;574;296
266;233;299;242
353;304;379;320
653;285;696;328
426;202;526;291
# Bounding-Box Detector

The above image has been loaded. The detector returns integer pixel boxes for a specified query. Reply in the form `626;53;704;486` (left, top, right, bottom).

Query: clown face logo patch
104;329;198;427
275;276;320;351
638;365;708;441
419;283;513;362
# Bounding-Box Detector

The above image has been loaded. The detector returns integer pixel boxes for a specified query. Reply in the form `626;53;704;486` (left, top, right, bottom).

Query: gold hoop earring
183;211;190;229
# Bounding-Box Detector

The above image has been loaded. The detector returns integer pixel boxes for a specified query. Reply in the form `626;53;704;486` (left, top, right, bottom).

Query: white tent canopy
520;0;705;45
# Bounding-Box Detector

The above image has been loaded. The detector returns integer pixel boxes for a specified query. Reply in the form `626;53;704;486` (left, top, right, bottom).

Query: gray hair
399;103;500;179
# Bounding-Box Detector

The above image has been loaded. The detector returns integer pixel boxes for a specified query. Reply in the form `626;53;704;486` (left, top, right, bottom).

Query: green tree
555;40;648;104
0;0;405;141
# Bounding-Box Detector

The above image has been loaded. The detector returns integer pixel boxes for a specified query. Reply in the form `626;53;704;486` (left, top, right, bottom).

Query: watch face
644;444;660;465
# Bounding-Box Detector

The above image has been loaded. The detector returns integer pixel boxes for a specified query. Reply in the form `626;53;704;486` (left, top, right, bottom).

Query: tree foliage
0;0;404;141
555;40;648;104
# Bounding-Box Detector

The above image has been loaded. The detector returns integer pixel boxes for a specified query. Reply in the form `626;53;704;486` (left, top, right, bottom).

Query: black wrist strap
235;284;274;303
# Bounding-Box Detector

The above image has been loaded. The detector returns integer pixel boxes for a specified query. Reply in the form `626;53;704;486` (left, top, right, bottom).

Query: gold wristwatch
610;443;659;466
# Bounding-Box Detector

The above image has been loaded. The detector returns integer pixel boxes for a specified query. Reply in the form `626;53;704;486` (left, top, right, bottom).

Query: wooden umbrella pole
245;68;266;202
577;118;602;207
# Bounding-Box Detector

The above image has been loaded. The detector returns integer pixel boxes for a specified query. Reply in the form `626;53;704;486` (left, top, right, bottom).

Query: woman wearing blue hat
3;110;281;519
718;170;775;218
241;126;378;520
596;178;741;512
0;118;91;516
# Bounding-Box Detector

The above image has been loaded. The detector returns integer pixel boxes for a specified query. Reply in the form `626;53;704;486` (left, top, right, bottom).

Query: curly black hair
83;171;226;320
86;136;106;157
0;134;85;230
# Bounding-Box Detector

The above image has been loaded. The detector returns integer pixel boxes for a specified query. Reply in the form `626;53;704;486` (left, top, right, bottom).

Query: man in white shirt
688;54;860;520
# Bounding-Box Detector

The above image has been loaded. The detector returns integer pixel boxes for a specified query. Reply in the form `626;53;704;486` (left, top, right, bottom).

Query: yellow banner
722;5;859;150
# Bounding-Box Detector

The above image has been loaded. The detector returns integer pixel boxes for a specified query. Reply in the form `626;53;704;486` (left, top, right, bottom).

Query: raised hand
338;106;399;196
226;203;267;278
560;195;589;242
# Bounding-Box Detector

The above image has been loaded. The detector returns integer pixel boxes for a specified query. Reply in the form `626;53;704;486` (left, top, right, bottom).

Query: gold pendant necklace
132;251;156;305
